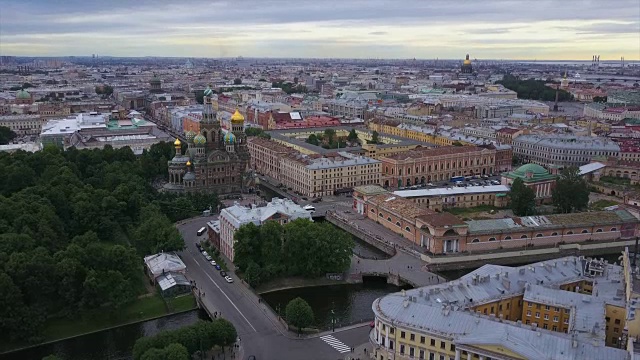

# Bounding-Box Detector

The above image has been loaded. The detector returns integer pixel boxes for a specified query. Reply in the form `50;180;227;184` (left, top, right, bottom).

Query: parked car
202;251;208;257
196;243;202;250
220;270;227;277
210;260;217;266
225;276;234;283
215;264;222;270
205;255;212;261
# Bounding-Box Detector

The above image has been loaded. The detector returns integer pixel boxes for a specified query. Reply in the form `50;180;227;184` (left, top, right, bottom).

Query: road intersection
177;218;371;360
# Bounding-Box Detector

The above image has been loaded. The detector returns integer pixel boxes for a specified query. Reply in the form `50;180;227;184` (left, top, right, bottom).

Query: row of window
470;228;618;242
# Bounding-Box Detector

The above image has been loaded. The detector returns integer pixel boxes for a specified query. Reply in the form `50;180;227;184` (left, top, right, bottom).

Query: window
553;316;559;322
526;310;531;317
431;339;436;346
420;336;425;344
545;305;550;310
521;234;528;239
555;307;560;312
581;229;589;234
611;227;617;232
409;348;415;357
535;312;540;318
551;232;558;236
440;341;446;349
410;334;415;341
527;302;532;307
450;344;455;351
543;324;548;329
615;319;621;325
419;349;425;359
396;221;401;227
400;331;405;339
536;233;543;237
370;208;375;213
614;327;620;334
472;238;480;243
405;226;411;232
564;318;569;324
553;325;558;331
505;236;512;240
544;314;549;320
596;228;603;232
387;217;392;222
488;237;496;241
400;344;405;354
566;231;573;235
379;212;383;217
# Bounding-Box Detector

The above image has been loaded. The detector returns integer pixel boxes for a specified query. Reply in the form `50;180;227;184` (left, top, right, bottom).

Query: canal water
2;310;209;360
261;277;407;330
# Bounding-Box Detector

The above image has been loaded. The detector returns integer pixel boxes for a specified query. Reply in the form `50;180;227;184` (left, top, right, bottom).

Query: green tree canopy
347;129;358;142
306;134;320;146
234;219;353;285
552;166;589;213
233;78;242;85
509;178;536;216
0;126;17;145
497;74;572;102
286;297;314;333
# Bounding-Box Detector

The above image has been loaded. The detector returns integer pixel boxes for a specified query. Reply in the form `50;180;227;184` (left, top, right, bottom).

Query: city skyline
1;0;639;60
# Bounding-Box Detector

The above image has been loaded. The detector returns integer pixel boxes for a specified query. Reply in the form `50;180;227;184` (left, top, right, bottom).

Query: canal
3;310;209;360
261;277;408;330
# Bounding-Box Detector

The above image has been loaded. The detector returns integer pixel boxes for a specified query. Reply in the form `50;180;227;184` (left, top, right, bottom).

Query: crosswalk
320;335;351;353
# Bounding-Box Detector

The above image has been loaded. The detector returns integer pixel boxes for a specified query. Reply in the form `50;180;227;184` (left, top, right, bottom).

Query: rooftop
394;185;510;198
384;145;490;161
220;197;312;229
373;256;629;360
514;134;620;152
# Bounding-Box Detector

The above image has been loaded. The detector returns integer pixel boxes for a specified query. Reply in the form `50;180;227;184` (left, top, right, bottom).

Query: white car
205;255;213;261
210;260;217;266
202;251;208;257
225;276;234;283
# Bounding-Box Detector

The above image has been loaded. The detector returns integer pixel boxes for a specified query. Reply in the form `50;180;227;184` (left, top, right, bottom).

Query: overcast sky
1;0;638;60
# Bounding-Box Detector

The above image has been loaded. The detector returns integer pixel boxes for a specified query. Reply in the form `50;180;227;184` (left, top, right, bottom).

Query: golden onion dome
174;138;182;146
463;59;471;65
186;161;191;166
231;109;245;123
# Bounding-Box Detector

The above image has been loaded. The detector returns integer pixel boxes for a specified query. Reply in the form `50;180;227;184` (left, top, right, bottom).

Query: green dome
16;89;31;99
513;163;548;176
224;132;236;144
193;133;206;145
203;86;213;97
185;130;196;143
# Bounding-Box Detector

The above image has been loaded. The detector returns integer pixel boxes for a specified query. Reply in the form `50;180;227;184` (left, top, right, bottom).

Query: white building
218;198;312;261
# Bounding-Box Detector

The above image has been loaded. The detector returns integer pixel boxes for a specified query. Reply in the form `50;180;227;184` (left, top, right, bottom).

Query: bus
197;227;206;236
450;176;464;183
303;205;316;213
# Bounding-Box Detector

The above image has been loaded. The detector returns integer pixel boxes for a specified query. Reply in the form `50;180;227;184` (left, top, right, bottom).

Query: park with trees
233;219;353;288
498;74;573;102
552;166;589;214
0;142;219;348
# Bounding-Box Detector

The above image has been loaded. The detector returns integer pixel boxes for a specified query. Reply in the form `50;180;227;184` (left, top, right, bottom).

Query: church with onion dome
461;54;473;74
164;87;251;194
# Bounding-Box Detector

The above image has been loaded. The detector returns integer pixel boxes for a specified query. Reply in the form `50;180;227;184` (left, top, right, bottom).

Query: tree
451;141;463;146
0;126;17;145
306;134;320;146
244;261;262;287
509;178;536;216
286;297;314;333
368;130;381;144
593;96;607;103
552;166;589;213
347;129;358;142
233;78;242;85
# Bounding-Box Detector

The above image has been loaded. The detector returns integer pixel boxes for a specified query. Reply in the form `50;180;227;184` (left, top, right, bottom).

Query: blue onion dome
224;132;236;144
203;86;213;97
193;132;207;145
185;130;196;143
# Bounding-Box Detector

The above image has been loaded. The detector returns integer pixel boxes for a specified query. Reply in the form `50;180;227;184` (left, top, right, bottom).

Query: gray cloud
1;0;639;57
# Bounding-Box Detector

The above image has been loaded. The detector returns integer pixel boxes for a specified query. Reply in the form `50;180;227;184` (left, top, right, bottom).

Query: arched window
488;237;496;241
536;233;543;238
566;231;574;235
472;238;480;243
596;229;603;233
405;226;411;232
521;235;528;239
581;229;588;234
504;236;512;240
379;212;383;217
611;227;618;232
370;208;375;213
387;217;392;222
396;222;401;227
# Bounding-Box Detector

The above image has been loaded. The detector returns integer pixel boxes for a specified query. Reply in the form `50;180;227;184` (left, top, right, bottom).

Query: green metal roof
503;163;556;183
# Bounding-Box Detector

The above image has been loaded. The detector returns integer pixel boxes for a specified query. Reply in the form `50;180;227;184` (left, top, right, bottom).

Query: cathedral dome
203;86;213;97
186;161;191;167
174;138;182;147
16;89;31;99
193;133;206;145
224;132;236;144
231;109;245;124
185;130;196;143
463;59;471;65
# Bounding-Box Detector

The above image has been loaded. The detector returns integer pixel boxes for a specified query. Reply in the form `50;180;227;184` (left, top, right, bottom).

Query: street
177;218;371;360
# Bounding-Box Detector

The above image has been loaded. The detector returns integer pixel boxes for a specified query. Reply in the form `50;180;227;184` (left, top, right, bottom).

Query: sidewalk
343;342;373;360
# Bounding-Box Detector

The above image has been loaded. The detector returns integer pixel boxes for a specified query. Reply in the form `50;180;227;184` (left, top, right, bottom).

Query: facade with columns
371;256;631;360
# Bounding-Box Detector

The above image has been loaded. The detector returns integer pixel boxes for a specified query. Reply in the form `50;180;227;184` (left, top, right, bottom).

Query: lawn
590;199;619;210
41;293;196;342
445;205;500;217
